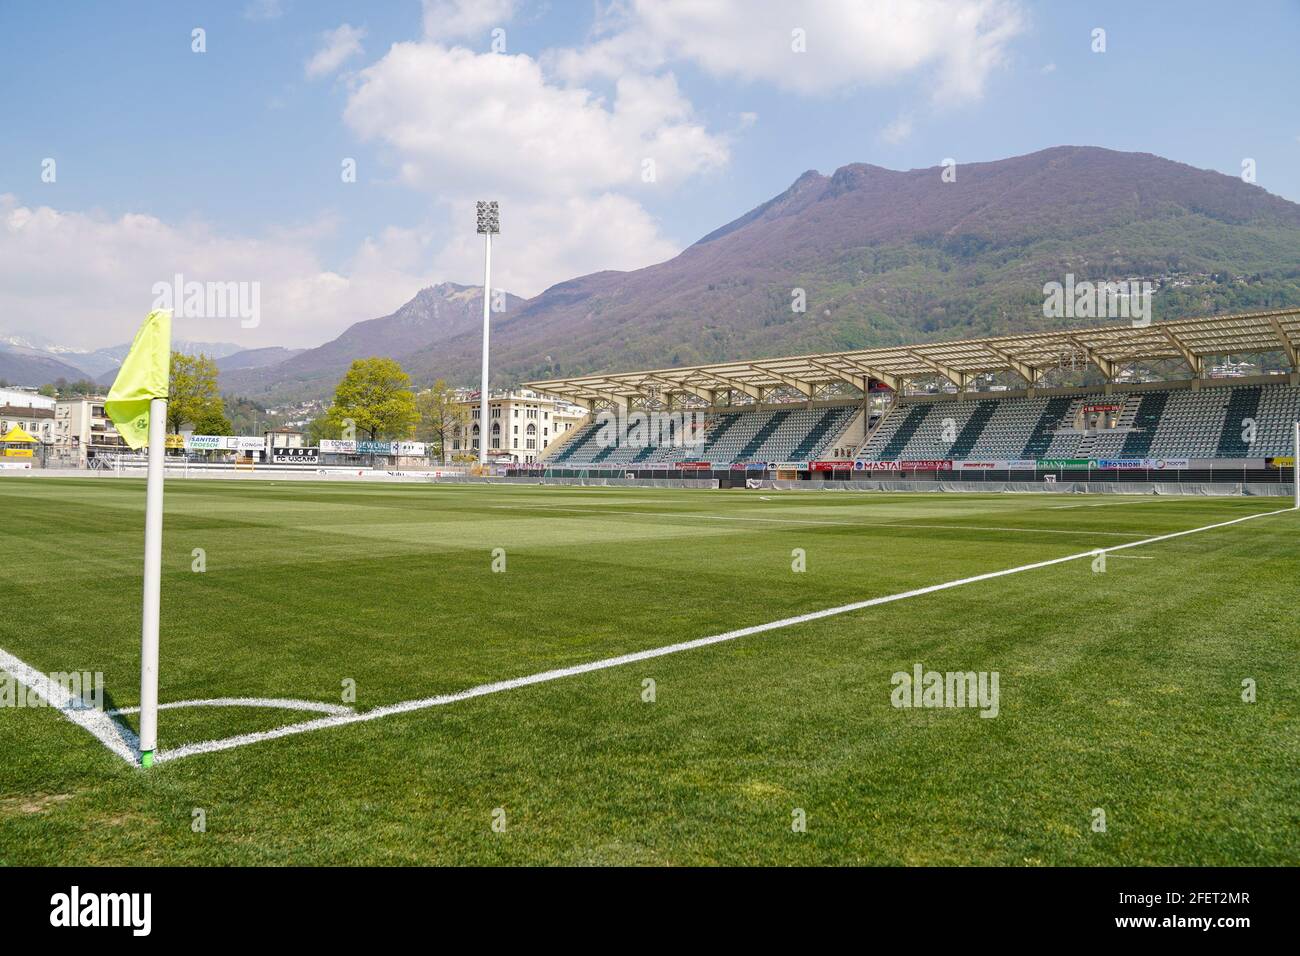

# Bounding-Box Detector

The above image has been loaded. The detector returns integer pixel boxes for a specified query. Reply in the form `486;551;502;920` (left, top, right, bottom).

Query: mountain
2;332;246;385
93;339;243;363
219;282;524;400
0;336;120;378
220;146;1300;401
448;146;1300;383
0;347;87;387
217;347;305;372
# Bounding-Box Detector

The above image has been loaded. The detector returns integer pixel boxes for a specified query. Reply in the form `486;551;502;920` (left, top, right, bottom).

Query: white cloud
880;114;914;144
422;0;517;41
430;195;679;298
305;24;366;79
345;44;727;195
341;42;729;294
1040;61;1056;74
0;191;677;350
553;0;1025;102
0;195;430;349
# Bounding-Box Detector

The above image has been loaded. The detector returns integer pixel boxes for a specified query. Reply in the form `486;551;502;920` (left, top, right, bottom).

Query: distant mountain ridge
0;334;244;387
15;147;1300;398
218;147;1300;402
216;347;306;372
0;349;86;387
219;282;525;399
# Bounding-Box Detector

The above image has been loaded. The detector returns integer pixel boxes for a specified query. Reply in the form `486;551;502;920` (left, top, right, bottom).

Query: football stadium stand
857;383;1300;462
524;309;1300;479
541;405;859;467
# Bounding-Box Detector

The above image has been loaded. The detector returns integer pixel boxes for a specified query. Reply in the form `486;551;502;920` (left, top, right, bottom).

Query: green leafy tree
325;357;418;441
304;415;342;446
415;379;469;463
46;377;100;398
190;409;234;435
167;352;226;434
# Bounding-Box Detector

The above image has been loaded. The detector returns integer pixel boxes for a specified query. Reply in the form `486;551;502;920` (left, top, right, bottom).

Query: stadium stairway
1119;391;1169;457
872;405;932;459
788;407;854;461
700;413;743;460
549;420;601;463
1019;397;1074;460
1216;386;1262;457
736;410;791;460
947;401;998;458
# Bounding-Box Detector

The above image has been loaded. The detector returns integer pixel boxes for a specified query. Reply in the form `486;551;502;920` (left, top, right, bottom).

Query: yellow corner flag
105;310;172;449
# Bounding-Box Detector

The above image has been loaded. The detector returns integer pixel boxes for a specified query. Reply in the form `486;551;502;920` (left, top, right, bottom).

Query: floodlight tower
476;200;499;468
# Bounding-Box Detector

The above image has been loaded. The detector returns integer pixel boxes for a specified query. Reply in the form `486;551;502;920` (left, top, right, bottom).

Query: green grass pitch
1;477;1297;865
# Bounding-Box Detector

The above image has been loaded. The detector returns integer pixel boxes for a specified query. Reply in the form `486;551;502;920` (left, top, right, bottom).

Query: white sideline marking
146;505;1291;765
107;697;353;717
488;505;1149;537
0;648;139;763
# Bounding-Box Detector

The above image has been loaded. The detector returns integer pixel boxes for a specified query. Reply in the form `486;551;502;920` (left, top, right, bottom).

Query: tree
46;377;99;398
304;414;342;446
190;409;233;435
168;352;226;433
415;379;469;463
325;357;418;441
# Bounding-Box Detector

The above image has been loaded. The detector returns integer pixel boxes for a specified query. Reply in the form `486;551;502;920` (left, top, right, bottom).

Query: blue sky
1;0;1296;348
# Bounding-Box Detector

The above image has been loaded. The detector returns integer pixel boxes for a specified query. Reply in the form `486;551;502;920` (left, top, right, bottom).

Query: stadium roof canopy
524;308;1300;407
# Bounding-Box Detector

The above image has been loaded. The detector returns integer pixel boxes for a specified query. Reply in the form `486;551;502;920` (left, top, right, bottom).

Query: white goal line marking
2;506;1289;767
0;648;140;764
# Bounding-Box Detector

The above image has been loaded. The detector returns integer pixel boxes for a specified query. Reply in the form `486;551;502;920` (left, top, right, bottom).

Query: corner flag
105;309;172;449
106;310;172;768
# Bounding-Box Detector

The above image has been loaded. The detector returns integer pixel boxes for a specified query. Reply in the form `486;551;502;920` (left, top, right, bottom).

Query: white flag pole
1293;420;1298;511
139;396;167;767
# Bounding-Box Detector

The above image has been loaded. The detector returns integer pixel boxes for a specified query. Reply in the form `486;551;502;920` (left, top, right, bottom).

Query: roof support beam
979;343;1040;385
1063;336;1116;380
745;365;815;398
683;370;764;402
635;374;716;407
1156;328;1202;376
560;385;632;412
903;350;968;389
1263;313;1300;369
804;357;897;392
